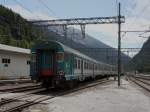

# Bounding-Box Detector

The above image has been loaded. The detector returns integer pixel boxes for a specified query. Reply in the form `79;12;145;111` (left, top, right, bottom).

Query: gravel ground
24;79;150;112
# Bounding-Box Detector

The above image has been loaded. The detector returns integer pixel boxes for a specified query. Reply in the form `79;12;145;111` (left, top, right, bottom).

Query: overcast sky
1;0;150;50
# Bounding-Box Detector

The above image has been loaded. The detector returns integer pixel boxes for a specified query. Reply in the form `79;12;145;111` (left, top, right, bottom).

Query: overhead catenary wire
13;0;42;20
13;0;33;14
115;0;118;16
129;0;150;26
120;0;150;39
137;0;150;17
37;0;56;17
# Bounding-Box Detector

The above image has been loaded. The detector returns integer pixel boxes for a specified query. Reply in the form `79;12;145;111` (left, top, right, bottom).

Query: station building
0;44;30;79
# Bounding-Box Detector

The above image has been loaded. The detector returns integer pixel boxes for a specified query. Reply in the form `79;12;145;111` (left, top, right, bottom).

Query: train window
84;62;86;69
96;65;98;70
78;60;80;69
85;62;88;69
86;62;88;69
105;66;107;70
56;52;64;60
87;63;88;69
91;64;93;69
45;53;52;64
104;66;106;70
89;63;91;69
74;59;77;69
87;63;90;69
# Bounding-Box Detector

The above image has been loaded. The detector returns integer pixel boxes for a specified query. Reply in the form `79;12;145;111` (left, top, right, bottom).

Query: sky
1;0;150;52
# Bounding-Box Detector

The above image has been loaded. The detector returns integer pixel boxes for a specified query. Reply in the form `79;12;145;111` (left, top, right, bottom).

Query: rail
128;75;150;92
0;78;112;112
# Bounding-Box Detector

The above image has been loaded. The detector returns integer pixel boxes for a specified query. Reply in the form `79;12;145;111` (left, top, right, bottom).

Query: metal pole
118;3;121;87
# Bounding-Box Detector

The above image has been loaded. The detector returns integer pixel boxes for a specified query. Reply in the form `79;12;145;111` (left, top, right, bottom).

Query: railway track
0;78;112;112
0;84;41;93
0;88;46;106
128;75;150;92
0;79;31;86
133;75;150;80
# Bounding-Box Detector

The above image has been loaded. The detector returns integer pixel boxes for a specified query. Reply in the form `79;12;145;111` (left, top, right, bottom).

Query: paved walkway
29;79;150;112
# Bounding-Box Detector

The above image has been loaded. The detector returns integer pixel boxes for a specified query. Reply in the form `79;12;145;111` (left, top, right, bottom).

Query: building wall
0;51;30;79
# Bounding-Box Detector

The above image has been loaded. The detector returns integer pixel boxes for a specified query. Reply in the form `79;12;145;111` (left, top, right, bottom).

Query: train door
64;53;72;79
39;50;55;76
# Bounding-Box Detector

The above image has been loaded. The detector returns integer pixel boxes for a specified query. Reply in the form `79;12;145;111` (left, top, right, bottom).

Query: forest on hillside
0;5;44;48
129;38;150;73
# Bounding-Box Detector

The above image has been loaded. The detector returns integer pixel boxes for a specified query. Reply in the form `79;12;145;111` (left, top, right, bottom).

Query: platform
28;78;150;112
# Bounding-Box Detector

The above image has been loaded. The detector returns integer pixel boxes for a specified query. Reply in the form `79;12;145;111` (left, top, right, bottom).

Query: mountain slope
0;5;43;48
129;38;150;72
0;5;130;66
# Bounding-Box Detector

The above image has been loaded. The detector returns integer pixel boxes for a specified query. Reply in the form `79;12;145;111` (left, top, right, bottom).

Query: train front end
30;41;65;88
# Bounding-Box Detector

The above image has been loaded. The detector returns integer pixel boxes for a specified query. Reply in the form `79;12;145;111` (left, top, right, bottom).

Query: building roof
0;44;30;54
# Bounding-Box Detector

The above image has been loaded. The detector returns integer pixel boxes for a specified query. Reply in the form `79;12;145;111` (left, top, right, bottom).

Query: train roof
33;40;116;67
58;41;115;67
59;42;97;62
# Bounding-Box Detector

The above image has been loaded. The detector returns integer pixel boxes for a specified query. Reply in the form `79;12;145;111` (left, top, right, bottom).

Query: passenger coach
30;41;117;88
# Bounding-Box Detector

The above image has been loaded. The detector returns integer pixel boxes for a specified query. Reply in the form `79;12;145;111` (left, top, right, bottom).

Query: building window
27;60;30;65
8;59;10;63
2;59;5;63
2;58;11;64
4;64;8;67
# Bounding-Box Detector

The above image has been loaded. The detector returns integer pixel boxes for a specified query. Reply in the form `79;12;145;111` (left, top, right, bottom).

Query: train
30;41;117;88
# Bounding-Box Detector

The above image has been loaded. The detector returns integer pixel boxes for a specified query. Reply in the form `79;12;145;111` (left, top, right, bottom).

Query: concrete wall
0;51;30;79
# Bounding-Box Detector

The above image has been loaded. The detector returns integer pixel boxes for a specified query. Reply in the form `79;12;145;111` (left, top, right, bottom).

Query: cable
13;0;33;14
37;0;56;16
115;0;118;16
137;0;150;17
13;0;41;20
129;0;150;26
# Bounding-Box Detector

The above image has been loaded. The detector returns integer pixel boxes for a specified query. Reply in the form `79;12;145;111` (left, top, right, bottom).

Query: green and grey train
30;41;117;88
